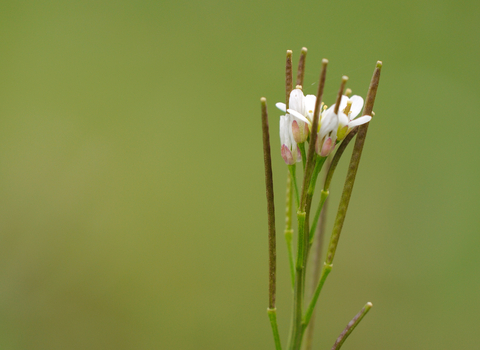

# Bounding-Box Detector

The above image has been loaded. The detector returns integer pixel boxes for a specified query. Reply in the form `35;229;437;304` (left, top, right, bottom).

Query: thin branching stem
284;172;295;290
303;62;382;331
296;47;307;87
261;97;282;350
268;308;283;350
284;50;295;292
324;129;359;192
286;50;293;110
325;62;382;265
303;156;331;350
288;165;300;209
299;59;328;210
288;59;328;350
330;303;373;350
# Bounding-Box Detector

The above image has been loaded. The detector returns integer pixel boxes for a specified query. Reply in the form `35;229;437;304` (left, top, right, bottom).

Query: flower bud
279;115;301;165
315;105;339;157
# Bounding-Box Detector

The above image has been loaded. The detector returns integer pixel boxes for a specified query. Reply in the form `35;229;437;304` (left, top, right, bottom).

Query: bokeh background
0;0;479;349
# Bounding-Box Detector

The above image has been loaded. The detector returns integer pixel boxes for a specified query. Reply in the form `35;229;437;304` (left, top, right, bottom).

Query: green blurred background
0;0;479;349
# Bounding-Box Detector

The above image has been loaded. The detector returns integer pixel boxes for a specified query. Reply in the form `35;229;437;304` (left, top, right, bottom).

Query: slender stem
298;142;307;171
286;209;306;350
288;165;300;209
302;61;382;334
261;98;279;350
295;211;306;269
302;263;332;328
333;76;348;115
324;129;358;192
330;302;373;350
285;172;293;231
285;228;295;290
262;98;284;349
268;308;283;350
290;262;305;350
307;156;326;197
284;172;295;290
299;59;328;210
286;50;293;110
326;61;382;265
296;47;307;87
284;49;295;347
304;156;327;251
303;157;331;350
309;189;329;245
288;60;328;350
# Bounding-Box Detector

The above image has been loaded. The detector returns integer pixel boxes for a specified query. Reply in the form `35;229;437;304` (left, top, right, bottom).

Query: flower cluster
276;87;372;163
261;48;382;350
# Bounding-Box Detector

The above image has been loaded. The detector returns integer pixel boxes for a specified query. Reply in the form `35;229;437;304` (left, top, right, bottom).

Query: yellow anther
343;100;352;115
345;88;352;97
295;85;303;90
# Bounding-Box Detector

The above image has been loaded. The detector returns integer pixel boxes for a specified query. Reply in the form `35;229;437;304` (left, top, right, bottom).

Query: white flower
276;88;316;143
336;95;372;141
279;114;301;165
315;105;339;157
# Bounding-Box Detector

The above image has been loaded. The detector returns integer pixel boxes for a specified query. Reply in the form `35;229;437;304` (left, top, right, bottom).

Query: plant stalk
330;302;372;350
261;97;282;349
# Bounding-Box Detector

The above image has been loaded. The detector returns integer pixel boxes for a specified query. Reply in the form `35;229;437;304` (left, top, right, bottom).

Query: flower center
343;100;352;116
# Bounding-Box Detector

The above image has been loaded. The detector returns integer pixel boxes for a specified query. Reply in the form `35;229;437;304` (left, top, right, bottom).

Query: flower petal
349;95;364;119
338;112;349;129
287;109;311;125
276;102;287;113
320;137;334;157
338;95;349;112
281;144;295;165
279;115;292;145
289;89;305;116
349;115;372;128
304;95;317;121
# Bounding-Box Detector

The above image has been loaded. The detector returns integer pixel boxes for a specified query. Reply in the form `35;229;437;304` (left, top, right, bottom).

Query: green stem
307;156;326;198
324;129;358;192
285;229;295;290
330;302;372;350
291;141;326;350
288;157;325;350
287;210;306;350
288;59;329;350
295;211;306;269
309;190;329;245
288;165;300;209
268;308;283;350
303;61;382;340
325;61;382;265
284;171;295;290
303;156;331;350
290;265;305;350
299;60;328;212
304;156;327;253
302;263;332;328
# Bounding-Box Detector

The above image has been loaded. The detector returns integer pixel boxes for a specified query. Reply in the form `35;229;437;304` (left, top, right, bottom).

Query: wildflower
337;95;372;141
276;87;315;143
315;105;339;157
279;114;301;165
